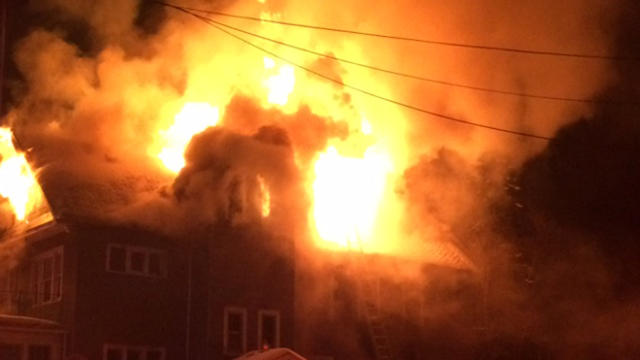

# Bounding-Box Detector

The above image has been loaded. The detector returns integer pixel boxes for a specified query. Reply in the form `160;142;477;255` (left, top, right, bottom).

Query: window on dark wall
105;347;123;360
258;310;280;350
106;244;167;278
224;307;247;355
146;349;163;360
28;345;51;360
0;344;21;360
108;246;126;272
0;267;18;310
126;348;142;360
31;246;63;306
103;345;165;360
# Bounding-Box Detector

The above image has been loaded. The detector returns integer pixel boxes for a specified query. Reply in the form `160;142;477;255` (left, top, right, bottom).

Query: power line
153;1;640;62
160;3;552;141
199;15;638;106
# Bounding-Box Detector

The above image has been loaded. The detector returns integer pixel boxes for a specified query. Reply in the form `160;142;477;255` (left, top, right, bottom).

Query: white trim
106;244;167;278
257;309;280;350
223;307;247;356
102;344;166;360
31;246;63;306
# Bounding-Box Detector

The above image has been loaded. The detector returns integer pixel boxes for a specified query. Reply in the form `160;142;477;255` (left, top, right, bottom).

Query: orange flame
263;57;296;106
311;144;392;251
0;127;45;222
156;102;220;173
147;21;412;256
257;175;271;217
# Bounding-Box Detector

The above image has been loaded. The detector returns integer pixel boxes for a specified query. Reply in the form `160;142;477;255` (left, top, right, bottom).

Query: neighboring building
0;216;296;360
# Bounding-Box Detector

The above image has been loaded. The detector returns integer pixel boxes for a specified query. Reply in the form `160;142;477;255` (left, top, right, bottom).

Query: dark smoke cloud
222;94;349;167
476;1;640;357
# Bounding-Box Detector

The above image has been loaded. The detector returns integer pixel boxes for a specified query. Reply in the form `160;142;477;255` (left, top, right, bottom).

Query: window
31;246;63;305
0;267;17;310
224;307;247;355
146;350;163;360
28;345;51;360
0;344;21;360
258;310;280;350
103;345;165;360
106;244;167;278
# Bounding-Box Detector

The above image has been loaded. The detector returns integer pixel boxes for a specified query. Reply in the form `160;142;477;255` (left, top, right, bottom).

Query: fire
257;175;271;217
0;127;45;222
156;102;220;173
312;144;392;251
263;57;296;106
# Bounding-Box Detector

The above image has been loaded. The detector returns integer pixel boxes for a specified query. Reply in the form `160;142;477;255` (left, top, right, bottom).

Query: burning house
2;0;636;359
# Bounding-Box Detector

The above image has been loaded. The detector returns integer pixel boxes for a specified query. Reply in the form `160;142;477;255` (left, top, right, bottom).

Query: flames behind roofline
0;127;54;231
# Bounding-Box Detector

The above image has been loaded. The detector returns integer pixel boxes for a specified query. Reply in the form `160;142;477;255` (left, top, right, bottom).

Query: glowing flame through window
257;175;271;218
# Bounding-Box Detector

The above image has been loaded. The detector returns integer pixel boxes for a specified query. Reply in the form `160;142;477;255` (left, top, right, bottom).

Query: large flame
62;1;413;255
156;102;220;173
263;57;296;106
0;128;45;222
312;144;392;251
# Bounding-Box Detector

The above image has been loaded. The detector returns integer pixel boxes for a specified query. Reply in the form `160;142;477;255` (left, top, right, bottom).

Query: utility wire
161;3;552;140
153;0;640;62
198;15;638;106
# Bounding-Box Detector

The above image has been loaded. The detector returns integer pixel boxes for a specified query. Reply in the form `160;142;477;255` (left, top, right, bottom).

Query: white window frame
31;246;63;306
257;309;281;350
223;307;247;356
106;244;167;278
102;344;166;360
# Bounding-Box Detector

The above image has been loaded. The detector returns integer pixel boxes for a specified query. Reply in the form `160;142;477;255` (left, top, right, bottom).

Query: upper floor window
0;267;18;310
258;309;280;350
106;244;167;278
103;344;165;360
0;343;53;360
224;307;247;356
28;345;51;360
31;246;63;306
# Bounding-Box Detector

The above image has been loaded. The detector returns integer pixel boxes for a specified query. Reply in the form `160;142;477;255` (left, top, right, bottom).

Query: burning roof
3;0;617;268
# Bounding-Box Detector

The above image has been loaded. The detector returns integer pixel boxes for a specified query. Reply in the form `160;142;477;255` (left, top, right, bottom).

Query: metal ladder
361;278;394;360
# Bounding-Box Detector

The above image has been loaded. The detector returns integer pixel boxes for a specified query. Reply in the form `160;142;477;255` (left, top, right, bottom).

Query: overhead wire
153;0;640;62
159;2;552;140
197;15;638;106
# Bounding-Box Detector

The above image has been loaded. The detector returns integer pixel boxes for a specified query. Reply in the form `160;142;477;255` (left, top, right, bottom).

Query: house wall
206;224;295;360
2;220;298;360
70;224;189;360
